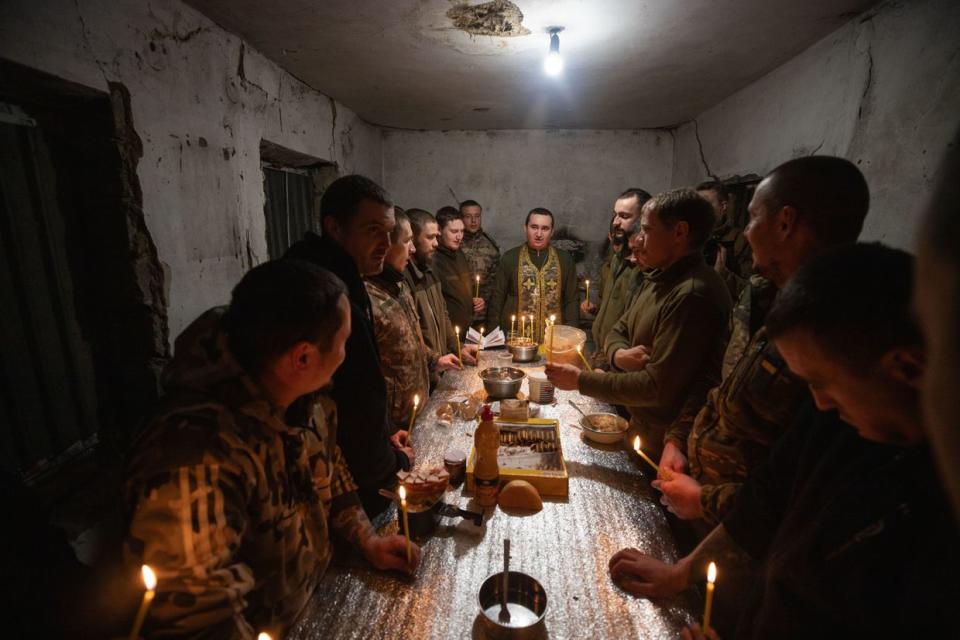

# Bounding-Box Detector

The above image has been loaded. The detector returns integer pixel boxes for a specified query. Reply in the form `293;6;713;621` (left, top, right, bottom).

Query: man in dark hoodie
285;175;412;516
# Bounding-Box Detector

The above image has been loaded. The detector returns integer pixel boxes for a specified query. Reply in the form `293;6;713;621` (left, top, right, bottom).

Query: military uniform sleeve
603;301;639;367
124;420;257;639
664;369;719;448
580;293;727;435
485;257;509;329
700;481;741;526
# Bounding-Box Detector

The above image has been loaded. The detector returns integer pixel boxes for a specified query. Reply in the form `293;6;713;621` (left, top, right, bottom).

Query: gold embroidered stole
516;245;562;342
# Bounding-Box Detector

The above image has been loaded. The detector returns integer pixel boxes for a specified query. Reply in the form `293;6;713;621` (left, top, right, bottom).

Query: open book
466;326;505;349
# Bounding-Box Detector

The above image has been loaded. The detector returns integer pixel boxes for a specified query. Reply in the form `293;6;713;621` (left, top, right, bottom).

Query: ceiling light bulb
544;31;563;76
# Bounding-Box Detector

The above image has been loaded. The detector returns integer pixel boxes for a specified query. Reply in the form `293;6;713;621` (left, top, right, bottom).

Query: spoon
568;399;586;416
499;539;511;623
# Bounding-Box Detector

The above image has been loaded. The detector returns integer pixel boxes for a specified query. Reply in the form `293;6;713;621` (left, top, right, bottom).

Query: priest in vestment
486;207;579;340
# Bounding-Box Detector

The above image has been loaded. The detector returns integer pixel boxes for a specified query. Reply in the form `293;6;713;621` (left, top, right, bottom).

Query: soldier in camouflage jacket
124;261;419;639
459;200;500;325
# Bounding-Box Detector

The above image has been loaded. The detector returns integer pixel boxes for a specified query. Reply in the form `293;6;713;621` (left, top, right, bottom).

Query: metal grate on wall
262;164;316;259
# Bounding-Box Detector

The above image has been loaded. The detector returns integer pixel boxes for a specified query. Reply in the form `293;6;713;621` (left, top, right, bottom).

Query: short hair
618;188;653;207
436;206;463;230
225;260;347;374
525;207;555;226
763;156;869;246
459;199;482;212
407;208;436;237
648;188;716;251
390;209;410;242
695;181;730;201
320;174;393;228
766;243;919;368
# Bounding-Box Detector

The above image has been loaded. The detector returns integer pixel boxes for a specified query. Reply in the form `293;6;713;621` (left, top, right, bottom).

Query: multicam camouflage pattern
710;216;754;301
365;273;433;428
685;279;809;525
461;229;500;321
124;308;369;638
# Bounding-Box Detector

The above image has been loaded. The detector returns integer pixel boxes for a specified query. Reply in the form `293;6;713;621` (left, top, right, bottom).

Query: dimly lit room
2;0;959;638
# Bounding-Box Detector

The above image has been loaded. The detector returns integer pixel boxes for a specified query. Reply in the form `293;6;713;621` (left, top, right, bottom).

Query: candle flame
141;565;157;591
633;436;641;452
707;562;717;583
585;279;590;285
413;394;420;408
511;314;516;321
398;485;407;501
480;326;485;335
576;344;582;353
550;314;556;322
257;634;273;640
476;274;480;282
455;325;460;334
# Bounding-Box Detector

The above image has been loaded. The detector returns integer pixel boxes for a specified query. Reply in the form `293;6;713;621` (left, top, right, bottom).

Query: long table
291;358;696;639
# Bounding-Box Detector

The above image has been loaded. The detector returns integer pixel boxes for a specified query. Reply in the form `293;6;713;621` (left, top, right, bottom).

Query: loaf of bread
498;479;543;511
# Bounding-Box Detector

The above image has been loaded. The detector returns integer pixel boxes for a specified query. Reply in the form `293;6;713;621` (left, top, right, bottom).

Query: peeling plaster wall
0;0;382;340
382;128;673;260
671;0;960;250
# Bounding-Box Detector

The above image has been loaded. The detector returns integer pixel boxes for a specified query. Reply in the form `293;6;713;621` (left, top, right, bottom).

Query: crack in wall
149;25;210;43
329;96;338;162
692;118;718;180
73;0;111;88
857;44;874;121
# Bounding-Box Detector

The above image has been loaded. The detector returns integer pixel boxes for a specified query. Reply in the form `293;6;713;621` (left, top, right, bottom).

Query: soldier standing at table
459;199;500;327
697;180;754;301
433;206;486;333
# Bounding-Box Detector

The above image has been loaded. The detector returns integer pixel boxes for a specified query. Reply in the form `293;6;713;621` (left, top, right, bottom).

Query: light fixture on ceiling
544;27;564;77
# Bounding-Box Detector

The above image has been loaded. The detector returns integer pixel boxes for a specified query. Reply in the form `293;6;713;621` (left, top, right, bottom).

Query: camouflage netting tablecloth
291;356;696;640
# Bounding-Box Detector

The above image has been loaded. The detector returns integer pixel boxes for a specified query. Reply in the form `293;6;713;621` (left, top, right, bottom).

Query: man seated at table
433;206;486;335
608;243;960;638
404;208;477;373
487;207;580;342
546;189;732;459
124;260;421;638
653;157;869;529
285;175;412;516
582;188;652;368
366;209;461;428
460;199;500;326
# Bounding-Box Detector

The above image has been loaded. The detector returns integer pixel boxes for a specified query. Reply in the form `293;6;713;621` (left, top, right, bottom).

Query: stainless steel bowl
479;367;526;399
478;571;547;639
580;412;629;444
507;341;539;363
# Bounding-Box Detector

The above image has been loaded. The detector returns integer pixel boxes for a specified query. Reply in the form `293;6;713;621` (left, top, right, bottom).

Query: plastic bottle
473;404;500;507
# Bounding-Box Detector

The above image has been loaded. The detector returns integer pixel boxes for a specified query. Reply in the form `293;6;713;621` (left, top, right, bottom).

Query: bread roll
498;480;543;511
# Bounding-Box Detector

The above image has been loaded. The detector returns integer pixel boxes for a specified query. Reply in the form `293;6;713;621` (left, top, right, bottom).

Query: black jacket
724;403;959;638
284;232;409;516
432;245;475;332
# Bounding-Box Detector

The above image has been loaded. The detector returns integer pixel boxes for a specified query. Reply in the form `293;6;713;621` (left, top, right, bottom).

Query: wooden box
466;417;569;497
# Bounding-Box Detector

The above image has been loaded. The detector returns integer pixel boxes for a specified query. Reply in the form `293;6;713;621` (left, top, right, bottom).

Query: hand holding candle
703;562;717;634
585;278;591;302
128;565;157;640
632;436;662;475
398;485;413;565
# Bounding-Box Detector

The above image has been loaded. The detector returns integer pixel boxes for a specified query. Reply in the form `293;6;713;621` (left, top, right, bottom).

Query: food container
480;367;526;399
544;325;586;367
580;412;629;444
478;571;548;639
508;341;539;363
443;448;467;485
526;373;555;404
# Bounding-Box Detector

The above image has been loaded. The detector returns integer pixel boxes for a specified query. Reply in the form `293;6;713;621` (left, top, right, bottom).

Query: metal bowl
580;413;629;444
479;367;526;399
478;571;547;639
508;341;539;363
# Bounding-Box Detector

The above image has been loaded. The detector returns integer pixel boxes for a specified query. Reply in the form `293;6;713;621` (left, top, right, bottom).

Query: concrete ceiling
186;0;877;130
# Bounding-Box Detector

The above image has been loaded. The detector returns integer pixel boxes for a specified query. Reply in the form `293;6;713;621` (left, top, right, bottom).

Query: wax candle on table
585;279;591;302
575;344;591;369
398;485;413;565
475;274;480;298
632;436;661;475
511;314;516;338
548;315;556;363
703;562;717;634
408;394;420;433
128;565;157;640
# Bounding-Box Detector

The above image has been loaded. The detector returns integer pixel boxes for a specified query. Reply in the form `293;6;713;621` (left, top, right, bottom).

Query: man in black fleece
608;243;959;638
285;175;412;517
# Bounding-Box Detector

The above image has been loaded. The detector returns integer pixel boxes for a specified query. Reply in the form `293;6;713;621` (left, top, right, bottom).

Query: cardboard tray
465;417;569;497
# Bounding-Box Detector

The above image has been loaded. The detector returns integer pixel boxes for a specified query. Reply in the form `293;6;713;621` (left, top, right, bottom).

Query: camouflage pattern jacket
124;308;370;639
704;215;754;302
461;229;500;322
365;266;434;428
685;276;809;525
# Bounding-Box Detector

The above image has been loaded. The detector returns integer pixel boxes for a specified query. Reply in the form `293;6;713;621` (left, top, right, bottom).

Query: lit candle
479;326;485;353
585;279;591;301
511;314;516;338
475;273;481;298
398;485;413;565
408;394;420;433
548;315;556;363
703;562;717;634
128;565;157;640
575;344;591;369
632;436;661;475
454;325;462;363
258;634;273;640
